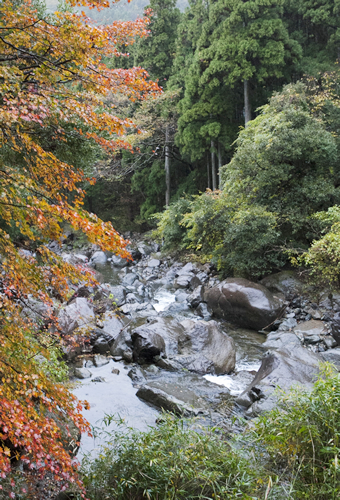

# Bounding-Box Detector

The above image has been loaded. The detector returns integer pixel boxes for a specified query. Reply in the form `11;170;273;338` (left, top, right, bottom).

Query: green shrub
77;367;340;499
152;196;192;250
183;196;283;277
155;191;283;277
292;206;340;288
221;84;339;237
81;415;260;500
254;364;340;499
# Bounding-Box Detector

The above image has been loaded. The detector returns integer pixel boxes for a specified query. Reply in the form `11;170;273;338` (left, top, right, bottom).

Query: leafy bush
183;195;283;277
254;364;340;499
292;206;340;288
81;415;260;500
222;84;339;237
152;196;192;250
155;191;283;277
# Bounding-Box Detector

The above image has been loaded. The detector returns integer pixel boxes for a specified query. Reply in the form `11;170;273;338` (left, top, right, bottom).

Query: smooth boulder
177;320;235;374
131;323;167;362
131;318;184;362
204;278;285;330
136;385;200;416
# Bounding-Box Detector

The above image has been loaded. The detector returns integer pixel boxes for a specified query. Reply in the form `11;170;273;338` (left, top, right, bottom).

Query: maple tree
0;0;159;496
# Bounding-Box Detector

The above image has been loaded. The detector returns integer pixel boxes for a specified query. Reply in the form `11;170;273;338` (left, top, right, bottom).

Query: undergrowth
77;364;340;499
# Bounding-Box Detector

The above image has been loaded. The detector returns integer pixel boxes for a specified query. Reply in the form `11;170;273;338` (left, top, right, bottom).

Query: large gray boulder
136;372;232;416
131;317;235;375
58;297;95;335
204;278;285;330
131;318;180;362
236;346;321;415
132;317;184;361
177;320;235;374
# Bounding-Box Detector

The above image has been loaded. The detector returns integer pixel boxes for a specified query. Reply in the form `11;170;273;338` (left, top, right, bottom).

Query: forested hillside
80;0;340;284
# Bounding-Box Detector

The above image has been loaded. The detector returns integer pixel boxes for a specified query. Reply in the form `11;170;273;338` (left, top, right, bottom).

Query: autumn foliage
0;0;158;495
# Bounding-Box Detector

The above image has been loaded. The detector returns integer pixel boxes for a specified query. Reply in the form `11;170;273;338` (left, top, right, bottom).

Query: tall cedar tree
0;0;158;495
134;0;181;86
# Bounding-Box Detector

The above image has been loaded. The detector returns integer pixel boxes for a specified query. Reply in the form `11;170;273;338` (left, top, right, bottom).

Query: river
71;258;266;459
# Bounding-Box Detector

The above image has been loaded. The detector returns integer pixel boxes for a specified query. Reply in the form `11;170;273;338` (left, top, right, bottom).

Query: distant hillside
44;0;188;22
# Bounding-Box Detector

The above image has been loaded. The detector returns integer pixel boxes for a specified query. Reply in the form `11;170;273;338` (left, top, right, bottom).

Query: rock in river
236;346;321;416
204;278;285;330
136;385;201;416
177;320;235;374
131;322;167;362
136;371;232;416
130;317;235;375
131;318;184;362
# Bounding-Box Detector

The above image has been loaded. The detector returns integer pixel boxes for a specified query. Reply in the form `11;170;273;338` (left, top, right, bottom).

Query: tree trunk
207;152;211;190
165;124;170;206
211;140;217;191
244;79;251;127
217;142;223;189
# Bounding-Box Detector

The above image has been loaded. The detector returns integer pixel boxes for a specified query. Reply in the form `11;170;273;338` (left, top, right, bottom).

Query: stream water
72;262;266;458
